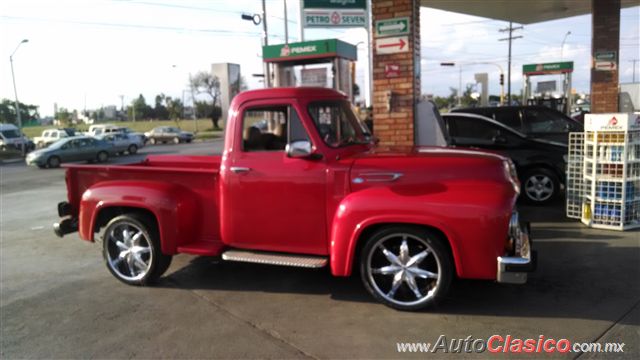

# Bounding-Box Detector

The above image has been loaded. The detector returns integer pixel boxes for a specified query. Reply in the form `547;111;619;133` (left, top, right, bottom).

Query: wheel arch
352;222;457;277
330;215;463;278
80;181;199;255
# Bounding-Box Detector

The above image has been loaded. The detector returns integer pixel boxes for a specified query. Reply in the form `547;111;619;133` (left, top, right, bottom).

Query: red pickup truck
54;87;535;311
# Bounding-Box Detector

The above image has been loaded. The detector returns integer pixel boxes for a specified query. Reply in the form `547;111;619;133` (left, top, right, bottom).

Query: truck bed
64;155;222;254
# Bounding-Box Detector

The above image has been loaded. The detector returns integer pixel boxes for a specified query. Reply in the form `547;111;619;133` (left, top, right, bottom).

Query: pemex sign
303;0;367;28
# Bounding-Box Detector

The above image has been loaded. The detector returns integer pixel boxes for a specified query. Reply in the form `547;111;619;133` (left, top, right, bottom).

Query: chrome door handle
230;166;251;174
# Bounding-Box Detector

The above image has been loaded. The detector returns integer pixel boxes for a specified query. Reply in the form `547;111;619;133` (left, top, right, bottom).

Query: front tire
97;151;109;163
128;144;138;154
47;156;61;168
522;168;560;205
360;226;453;311
102;214;172;286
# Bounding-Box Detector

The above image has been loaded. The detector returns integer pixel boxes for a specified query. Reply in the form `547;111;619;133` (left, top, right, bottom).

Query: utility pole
499;22;523;104
262;0;271;88
631;59;639;83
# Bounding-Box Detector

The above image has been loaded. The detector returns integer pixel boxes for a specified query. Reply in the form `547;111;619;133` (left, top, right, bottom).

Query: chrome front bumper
497;213;537;284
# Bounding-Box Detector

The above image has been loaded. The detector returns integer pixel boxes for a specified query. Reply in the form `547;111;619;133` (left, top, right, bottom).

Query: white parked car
33;129;75;148
87;124;146;144
96;132;144;155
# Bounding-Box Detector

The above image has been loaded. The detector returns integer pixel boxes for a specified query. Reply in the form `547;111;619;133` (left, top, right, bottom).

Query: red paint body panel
66;155;224;255
61;87;519;281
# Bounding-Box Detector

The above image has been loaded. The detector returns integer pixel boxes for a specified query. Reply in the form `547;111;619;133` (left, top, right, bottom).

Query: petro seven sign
303;0;367;28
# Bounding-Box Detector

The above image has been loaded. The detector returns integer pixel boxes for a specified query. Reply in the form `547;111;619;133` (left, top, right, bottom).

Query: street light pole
10;39;29;156
560;31;571;60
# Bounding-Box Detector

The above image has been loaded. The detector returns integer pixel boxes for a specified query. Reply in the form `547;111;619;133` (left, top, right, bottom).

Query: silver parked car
97;132;144;155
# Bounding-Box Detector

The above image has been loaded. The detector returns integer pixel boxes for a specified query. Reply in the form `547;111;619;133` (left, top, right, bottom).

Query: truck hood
347;146;514;194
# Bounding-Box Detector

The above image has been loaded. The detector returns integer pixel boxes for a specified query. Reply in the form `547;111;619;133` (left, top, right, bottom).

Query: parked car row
20;125;193;169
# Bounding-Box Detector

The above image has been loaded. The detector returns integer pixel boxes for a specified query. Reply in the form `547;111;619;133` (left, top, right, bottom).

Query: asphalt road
1;140;638;359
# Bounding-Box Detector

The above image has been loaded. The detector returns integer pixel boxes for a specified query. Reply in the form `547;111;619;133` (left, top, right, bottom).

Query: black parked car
442;112;568;205
451;105;582;144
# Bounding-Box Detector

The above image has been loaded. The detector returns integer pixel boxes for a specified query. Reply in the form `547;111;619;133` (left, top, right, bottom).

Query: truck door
222;101;328;255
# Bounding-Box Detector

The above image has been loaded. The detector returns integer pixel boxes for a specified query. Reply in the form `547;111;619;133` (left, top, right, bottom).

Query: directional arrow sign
376;36;409;54
595;61;617;71
375;17;410;37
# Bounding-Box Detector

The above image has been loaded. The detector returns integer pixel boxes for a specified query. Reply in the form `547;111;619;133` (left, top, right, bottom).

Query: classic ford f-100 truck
54;87;535;311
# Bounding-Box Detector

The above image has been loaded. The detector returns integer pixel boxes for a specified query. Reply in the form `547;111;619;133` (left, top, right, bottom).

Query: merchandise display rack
566;132;585;219
581;113;640;230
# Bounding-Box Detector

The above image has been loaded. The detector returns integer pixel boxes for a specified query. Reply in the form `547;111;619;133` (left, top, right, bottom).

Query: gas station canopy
262;39;357;65
422;0;639;24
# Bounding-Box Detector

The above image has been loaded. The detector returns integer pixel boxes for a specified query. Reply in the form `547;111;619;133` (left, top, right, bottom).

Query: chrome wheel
524;174;554;202
105;221;153;282
365;231;443;308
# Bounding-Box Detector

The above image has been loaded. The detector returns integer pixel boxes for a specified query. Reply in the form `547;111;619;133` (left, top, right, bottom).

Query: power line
0;15;263;37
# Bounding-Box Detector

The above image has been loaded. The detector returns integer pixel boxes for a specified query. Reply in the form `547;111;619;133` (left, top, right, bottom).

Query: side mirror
286;140;313;158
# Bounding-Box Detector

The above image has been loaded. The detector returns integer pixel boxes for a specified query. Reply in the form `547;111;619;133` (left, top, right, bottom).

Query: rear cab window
241;105;309;152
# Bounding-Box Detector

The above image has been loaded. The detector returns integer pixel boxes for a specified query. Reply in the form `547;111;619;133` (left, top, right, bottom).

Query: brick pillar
372;0;420;146
591;0;620;113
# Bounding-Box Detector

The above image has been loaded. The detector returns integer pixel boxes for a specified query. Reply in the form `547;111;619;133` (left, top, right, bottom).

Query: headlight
563;154;568;163
503;159;520;195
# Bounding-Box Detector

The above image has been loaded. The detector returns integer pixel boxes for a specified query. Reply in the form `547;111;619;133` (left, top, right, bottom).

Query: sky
1;0;639;117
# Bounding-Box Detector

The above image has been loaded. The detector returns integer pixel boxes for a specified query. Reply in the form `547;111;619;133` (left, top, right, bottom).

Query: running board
221;250;328;268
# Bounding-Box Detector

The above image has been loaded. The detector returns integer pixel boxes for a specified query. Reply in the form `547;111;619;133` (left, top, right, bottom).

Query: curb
0;158;24;165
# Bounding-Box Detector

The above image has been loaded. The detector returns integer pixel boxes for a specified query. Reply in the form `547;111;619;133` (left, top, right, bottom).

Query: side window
494;110;522;131
450;116;502;144
524;109;572;133
52;132;59;139
290;108;310;143
242;106;290;152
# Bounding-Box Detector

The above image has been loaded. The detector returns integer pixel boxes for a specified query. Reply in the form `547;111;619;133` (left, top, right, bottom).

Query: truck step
221;250;328;268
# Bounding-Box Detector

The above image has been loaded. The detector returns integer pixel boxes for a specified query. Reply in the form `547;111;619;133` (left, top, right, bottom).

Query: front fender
329;186;511;280
79;180;199;255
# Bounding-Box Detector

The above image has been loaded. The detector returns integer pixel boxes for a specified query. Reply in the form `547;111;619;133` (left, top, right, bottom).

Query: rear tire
102;214;172;286
360;226;453;311
128;144;138;154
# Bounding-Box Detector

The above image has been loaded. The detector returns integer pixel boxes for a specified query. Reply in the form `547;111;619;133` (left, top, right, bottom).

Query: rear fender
329;189;463;277
79;181;199;255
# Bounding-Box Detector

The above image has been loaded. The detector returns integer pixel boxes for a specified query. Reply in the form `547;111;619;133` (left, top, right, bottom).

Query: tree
56;107;72;126
0;98;39;124
164;96;183;125
154;94;169;120
131;94;153;121
191;71;222;129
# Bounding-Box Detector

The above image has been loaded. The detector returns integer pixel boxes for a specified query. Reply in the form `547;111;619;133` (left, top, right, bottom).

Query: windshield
308;100;369;148
1;129;21;139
